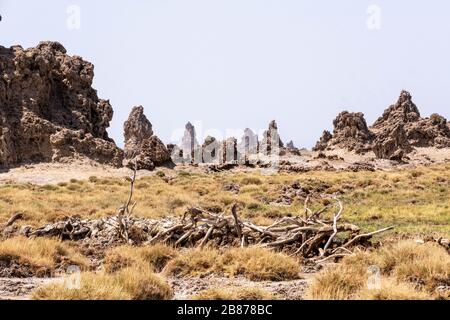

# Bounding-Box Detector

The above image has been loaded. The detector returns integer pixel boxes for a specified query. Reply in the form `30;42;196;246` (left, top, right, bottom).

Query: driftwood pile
157;198;395;262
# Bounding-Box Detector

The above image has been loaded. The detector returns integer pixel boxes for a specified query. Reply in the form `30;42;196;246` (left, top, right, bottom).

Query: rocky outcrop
372;124;410;161
219;137;238;163
313;130;332;151
202;136;220;163
372;91;450;159
0;41;123;167
314;90;450;160
180;122;200;163
260;120;283;155
123;106;170;170
123;106;153;158
314;112;373;153
238;128;259;156
372;90;421;128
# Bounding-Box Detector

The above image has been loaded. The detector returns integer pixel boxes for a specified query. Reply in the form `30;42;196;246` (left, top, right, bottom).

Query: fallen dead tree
0;164;402;262
2;167;448;262
18;196;395;262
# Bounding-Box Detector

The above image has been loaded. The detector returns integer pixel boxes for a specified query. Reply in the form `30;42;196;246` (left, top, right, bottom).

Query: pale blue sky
1;0;449;148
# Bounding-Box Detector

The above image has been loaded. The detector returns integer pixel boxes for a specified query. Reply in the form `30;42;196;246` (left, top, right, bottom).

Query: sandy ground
0;161;155;185
0;277;55;300
0;148;449;185
0;274;312;300
170;274;312;300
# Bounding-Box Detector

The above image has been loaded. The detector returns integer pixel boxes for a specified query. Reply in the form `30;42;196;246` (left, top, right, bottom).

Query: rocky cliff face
314;90;450;160
0;41;123;167
123;106;170;170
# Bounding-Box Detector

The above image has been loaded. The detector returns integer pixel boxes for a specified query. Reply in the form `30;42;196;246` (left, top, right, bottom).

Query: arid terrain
0;160;449;300
0;41;449;300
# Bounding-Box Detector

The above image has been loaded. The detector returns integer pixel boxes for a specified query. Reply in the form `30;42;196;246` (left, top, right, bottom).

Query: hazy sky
1;0;450;148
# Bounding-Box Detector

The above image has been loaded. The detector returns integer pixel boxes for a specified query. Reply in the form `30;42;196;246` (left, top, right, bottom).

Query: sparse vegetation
1;164;449;300
164;247;300;281
306;240;450;300
0;237;88;276
0;164;449;235
104;244;177;273
32;266;173;300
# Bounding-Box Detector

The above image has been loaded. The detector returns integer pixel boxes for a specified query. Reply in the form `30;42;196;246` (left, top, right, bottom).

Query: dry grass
355;278;430;300
0;236;88;276
103;244;177;273
1;164;449;236
1;163;448;300
164;247;300;281
32;266;173;300
306;240;449;300
191;287;275;300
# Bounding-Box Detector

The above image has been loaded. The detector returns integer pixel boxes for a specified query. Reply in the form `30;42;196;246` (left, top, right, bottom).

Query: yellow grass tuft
356;278;431;300
164;247;300;281
103;244;177;273
0;236;88;276
32;266;173;300
306;240;450;300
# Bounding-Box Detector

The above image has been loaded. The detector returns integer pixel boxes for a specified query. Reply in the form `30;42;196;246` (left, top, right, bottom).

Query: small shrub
66;184;81;191
41;184;58;191
88;176;98;183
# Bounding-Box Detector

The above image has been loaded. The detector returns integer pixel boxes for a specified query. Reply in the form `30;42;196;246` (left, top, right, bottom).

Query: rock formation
314;112;373;153
372;91;450;159
237;128;259;163
219;137;238;163
314;90;450;160
372;90;421;128
260;120;283;156
123;106;170;170
123;106;153;158
202;136;220;163
180;122;200;163
238;128;259;155
313;130;332;151
283;140;301;156
0;41;123;167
